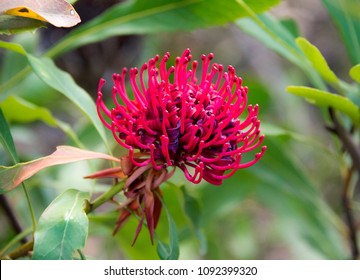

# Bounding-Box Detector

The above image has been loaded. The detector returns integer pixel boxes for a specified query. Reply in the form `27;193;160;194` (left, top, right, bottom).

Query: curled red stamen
96;49;266;186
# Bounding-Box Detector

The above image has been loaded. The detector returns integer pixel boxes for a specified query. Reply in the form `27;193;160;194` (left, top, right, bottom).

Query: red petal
84;167;125;179
144;191;155;244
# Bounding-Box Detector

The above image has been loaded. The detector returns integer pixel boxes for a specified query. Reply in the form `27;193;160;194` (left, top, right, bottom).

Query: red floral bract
97;48;266;185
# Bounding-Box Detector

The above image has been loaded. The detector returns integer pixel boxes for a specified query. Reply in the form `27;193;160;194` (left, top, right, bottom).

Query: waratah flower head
97;48;266;185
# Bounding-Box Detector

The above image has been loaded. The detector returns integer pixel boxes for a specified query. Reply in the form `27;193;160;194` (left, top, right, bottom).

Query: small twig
77;249;86;260
0;227;32;258
325;125;337;134
4;240;34;260
342;166;359;259
0;195;27;244
86;180;125;213
329;108;359;259
329;108;360;174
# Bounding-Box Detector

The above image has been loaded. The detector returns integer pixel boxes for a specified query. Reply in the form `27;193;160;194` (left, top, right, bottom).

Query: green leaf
32;189;90;260
280;18;300;38
260;122;331;154
296;37;339;84
181;187;200;229
350;64;360;83
0;41;108;147
26;55;108;146
0;40;26;55
253;138;346;258
1;96;57;126
181;186;207;255
1;96;84;147
235;14;327;90
236;13;304;69
260;122;295;138
287;86;360;123
0;15;45;35
156;198;179;260
323;0;360;64
0;145;120;194
48;0;280;56
0;33;37;85
0;108;18;164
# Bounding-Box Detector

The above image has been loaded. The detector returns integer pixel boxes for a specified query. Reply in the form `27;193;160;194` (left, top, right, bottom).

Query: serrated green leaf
1;96;57;126
296;37;339;84
48;0;280;57
287;86;360;123
0;108;18;164
32;189;90;260
350;64;360;83
0;146;120;194
156;199;179;260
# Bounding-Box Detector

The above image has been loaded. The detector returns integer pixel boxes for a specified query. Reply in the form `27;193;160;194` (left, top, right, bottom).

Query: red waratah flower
97;48;266;186
94;49;266;244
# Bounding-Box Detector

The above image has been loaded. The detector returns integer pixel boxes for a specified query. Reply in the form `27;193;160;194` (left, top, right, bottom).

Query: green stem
0;195;26;242
86;180;125;213
341;165;359;259
21;182;37;234
4;240;34;260
77;249;86;260
0;227;32;258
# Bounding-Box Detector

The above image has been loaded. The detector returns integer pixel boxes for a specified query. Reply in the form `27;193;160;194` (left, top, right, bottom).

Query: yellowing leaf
0;0;81;28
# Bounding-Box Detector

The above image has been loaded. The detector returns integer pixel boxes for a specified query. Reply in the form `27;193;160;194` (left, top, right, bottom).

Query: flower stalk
85;180;125;213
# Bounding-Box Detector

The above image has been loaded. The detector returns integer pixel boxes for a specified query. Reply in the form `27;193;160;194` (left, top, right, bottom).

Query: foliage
0;0;359;260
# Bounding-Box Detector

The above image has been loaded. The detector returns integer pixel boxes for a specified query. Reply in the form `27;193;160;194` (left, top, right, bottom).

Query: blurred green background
1;0;358;259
